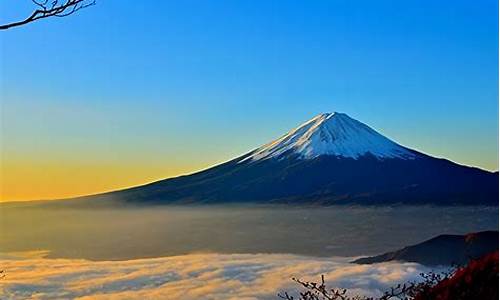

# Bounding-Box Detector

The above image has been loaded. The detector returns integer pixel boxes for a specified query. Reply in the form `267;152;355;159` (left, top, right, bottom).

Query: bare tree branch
0;0;95;30
278;270;456;300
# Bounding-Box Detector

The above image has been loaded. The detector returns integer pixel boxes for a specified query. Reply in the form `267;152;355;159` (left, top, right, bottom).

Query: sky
1;0;498;201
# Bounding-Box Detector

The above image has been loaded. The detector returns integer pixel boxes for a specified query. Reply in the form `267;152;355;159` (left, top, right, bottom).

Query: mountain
240;113;415;162
352;231;499;266
78;112;498;205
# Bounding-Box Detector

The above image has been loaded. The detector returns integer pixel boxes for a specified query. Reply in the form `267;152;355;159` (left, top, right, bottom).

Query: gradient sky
1;0;498;201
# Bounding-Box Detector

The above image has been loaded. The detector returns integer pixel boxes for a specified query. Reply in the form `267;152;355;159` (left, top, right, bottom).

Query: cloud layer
1;253;435;300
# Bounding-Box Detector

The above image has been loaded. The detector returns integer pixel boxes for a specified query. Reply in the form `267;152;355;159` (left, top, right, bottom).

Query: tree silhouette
278;274;429;300
278;252;498;300
0;0;95;30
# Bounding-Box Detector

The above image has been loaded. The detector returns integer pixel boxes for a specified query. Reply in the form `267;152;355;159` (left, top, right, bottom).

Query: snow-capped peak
240;112;415;162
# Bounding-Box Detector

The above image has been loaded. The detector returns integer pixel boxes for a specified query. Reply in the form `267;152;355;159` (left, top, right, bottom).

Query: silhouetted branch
278;269;455;300
0;0;95;30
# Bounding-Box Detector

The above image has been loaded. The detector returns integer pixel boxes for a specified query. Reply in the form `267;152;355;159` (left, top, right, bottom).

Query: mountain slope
77;112;498;206
240;113;415;162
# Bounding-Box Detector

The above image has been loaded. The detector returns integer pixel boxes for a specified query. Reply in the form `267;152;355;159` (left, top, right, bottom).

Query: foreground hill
77;112;498;205
414;251;498;300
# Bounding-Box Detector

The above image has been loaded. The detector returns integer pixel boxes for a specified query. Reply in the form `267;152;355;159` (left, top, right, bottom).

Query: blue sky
1;0;498;200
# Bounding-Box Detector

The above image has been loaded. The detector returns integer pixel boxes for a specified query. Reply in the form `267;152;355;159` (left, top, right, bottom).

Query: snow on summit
241;112;415;162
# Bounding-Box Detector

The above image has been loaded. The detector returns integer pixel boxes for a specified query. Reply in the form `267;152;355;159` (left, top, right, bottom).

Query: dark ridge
352;231;499;266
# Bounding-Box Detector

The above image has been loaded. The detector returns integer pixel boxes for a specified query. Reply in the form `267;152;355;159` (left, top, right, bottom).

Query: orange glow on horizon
0;159;207;202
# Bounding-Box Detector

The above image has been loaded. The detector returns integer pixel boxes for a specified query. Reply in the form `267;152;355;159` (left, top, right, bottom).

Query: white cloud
0;253;436;300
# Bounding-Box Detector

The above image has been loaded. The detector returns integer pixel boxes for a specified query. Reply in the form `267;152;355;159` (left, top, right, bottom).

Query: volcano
80;112;498;205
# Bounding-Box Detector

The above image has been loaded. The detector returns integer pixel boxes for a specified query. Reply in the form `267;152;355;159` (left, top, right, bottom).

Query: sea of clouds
0;252;435;300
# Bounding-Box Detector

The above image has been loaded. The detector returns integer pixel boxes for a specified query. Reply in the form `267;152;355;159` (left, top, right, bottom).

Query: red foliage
414;251;499;300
